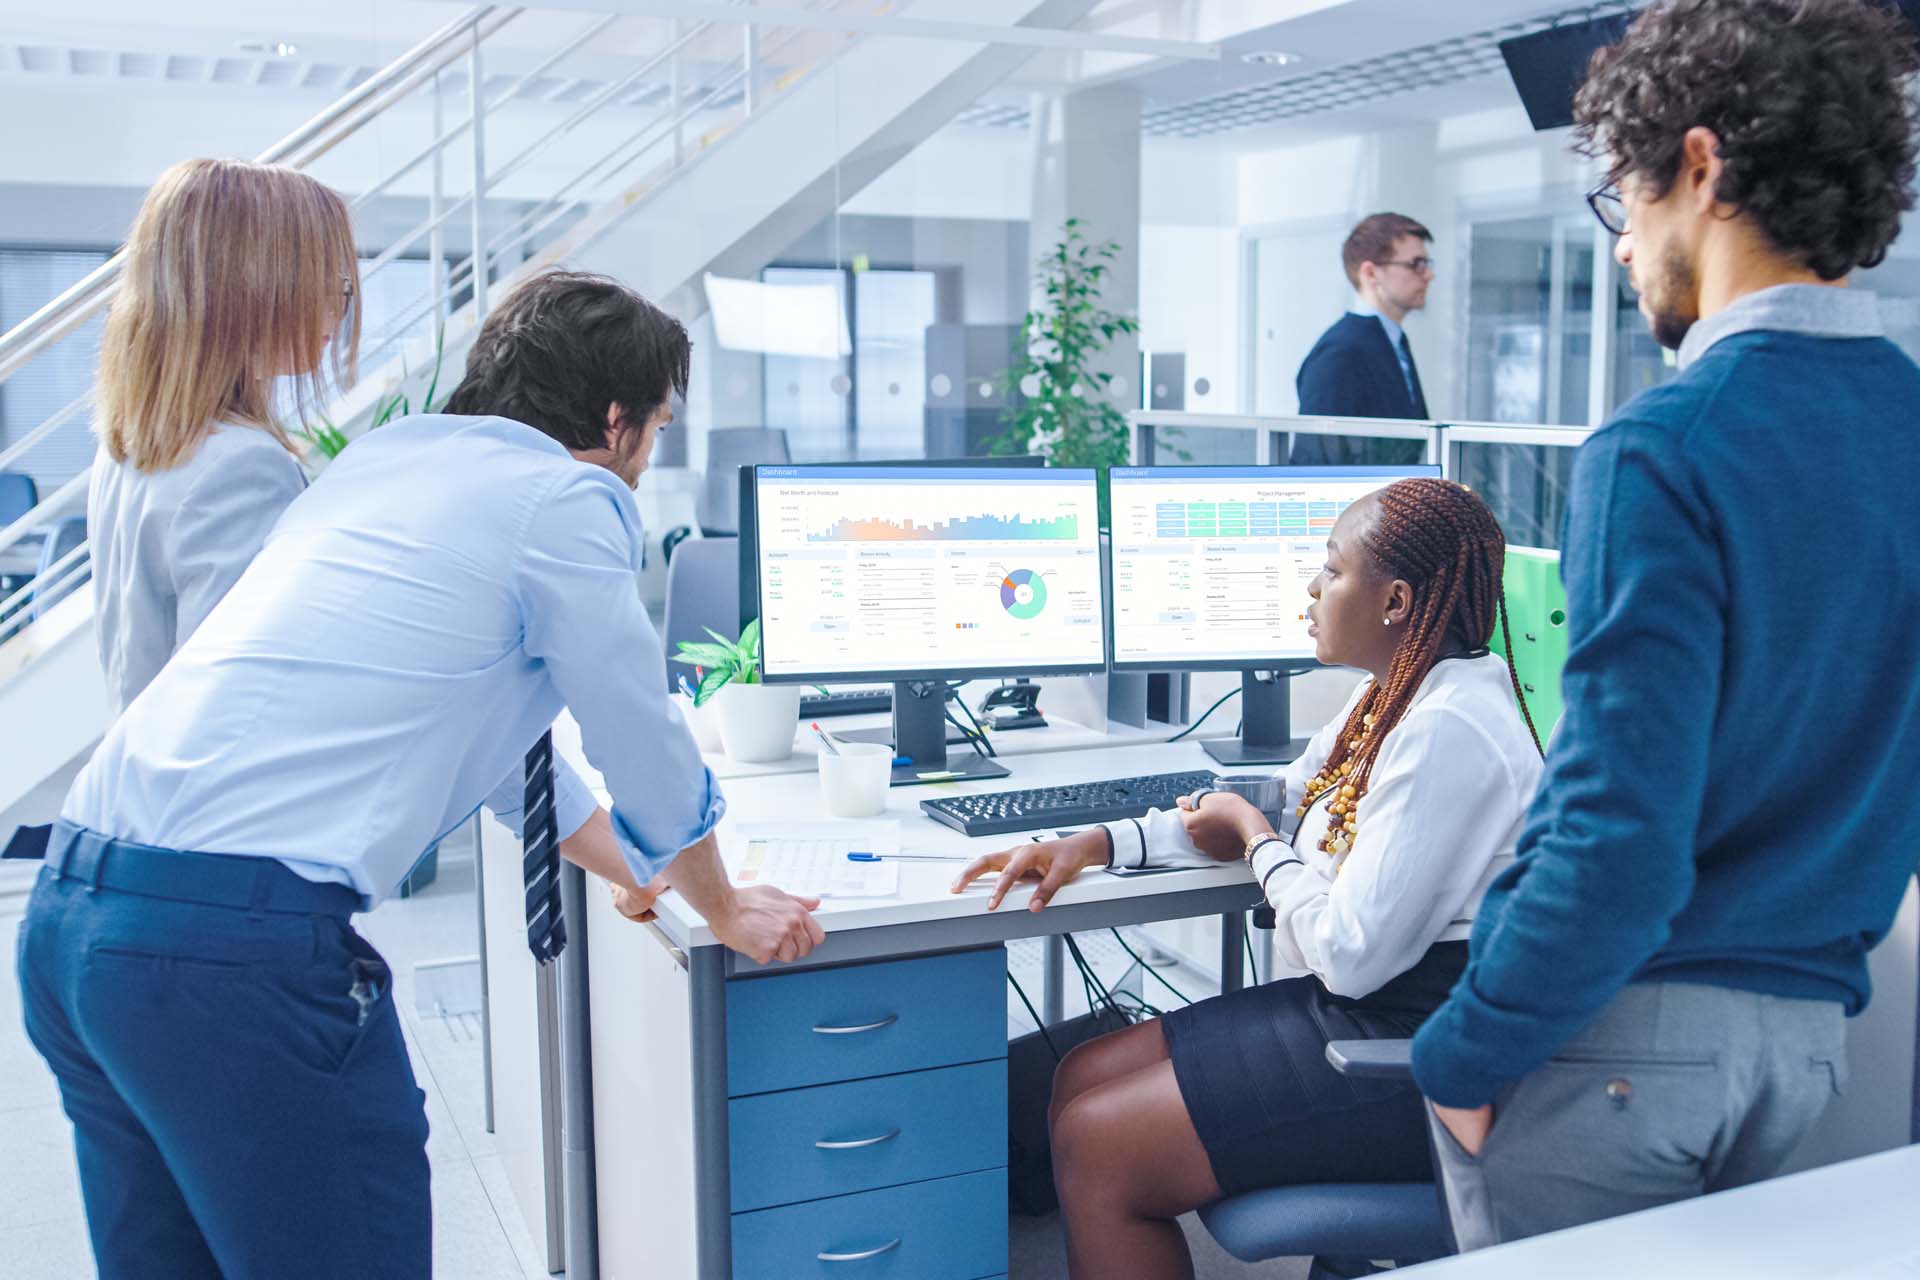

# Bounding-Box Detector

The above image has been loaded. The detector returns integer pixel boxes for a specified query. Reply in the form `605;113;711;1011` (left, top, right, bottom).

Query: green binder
1488;546;1567;740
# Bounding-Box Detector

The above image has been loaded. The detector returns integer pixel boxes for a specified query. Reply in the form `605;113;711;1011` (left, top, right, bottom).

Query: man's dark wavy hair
444;269;690;449
1573;0;1920;280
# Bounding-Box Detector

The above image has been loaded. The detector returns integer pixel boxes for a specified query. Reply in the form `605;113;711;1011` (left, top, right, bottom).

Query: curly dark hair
1573;0;1920;280
444;269;690;450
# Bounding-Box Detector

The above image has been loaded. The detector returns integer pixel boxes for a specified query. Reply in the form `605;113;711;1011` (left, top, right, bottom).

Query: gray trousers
1430;981;1846;1250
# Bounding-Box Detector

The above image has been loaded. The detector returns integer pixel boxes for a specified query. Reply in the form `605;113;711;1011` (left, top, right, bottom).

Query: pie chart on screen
999;568;1047;620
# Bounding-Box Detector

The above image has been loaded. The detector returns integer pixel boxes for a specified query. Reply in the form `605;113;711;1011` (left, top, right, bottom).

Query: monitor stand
835;680;1011;787
1202;669;1313;768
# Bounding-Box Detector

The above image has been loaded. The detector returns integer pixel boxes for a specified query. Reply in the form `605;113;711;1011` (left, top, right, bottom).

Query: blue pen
676;672;697;699
848;852;971;863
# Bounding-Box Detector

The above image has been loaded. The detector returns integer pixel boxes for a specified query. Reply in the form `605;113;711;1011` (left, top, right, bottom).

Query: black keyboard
920;770;1220;837
801;688;893;718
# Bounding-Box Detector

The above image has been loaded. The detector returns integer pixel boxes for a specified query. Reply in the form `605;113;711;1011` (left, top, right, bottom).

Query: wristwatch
1243;831;1287;864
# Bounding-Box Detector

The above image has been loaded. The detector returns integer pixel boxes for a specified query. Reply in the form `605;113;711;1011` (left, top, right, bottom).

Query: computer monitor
735;454;1045;639
753;463;1106;783
1108;464;1439;765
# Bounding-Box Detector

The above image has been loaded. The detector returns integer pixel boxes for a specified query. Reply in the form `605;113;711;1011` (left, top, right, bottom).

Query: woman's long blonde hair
96;158;361;472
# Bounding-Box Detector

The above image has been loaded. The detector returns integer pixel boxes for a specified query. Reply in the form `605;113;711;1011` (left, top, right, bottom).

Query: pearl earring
1382;617;1392;626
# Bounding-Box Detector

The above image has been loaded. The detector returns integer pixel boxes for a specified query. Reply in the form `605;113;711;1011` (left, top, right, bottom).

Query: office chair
662;428;790;567
662;535;741;694
0;471;36;526
0;471;39;595
1195;1039;1453;1279
31;515;89;620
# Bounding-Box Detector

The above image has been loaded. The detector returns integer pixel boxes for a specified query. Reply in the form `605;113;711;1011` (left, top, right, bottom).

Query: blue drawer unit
730;1060;1007;1212
730;1168;1008;1280
726;948;1006;1096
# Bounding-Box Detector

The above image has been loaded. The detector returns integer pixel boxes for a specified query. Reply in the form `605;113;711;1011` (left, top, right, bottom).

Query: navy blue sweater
1413;325;1920;1107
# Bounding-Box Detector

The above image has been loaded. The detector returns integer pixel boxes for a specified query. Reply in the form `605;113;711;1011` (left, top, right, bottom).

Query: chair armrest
1326;1039;1415;1081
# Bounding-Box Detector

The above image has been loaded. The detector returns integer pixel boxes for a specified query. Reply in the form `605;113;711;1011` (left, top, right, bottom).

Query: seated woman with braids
951;477;1544;1280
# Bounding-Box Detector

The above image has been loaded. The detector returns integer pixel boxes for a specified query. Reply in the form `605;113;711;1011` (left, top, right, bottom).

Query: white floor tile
0;1106;86;1232
0;1215;96;1280
474;1152;551;1280
431;1152;534;1280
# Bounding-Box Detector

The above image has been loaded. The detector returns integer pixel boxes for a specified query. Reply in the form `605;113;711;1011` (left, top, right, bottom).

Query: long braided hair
1313;479;1544;856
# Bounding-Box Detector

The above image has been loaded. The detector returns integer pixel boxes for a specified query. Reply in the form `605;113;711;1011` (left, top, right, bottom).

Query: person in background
953;479;1543;1279
1411;0;1920;1248
1290;212;1435;467
17;270;821;1279
89;157;360;712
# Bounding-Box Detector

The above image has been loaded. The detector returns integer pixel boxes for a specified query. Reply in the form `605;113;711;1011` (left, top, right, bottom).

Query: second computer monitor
1109;465;1440;671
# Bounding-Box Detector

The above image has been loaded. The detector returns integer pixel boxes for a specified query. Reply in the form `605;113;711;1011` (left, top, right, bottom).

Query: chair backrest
0;471;38;527
32;514;88;620
697;428;790;536
662;535;742;694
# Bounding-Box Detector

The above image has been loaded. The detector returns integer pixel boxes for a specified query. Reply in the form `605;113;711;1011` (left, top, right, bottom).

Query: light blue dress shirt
62;414;724;906
1351;298;1419;404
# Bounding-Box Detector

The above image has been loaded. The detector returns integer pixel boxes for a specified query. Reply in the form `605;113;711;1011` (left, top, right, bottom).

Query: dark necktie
523;730;566;964
1397;332;1429;418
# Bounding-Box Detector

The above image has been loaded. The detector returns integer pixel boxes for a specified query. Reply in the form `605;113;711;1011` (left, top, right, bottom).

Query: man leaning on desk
15;269;822;1280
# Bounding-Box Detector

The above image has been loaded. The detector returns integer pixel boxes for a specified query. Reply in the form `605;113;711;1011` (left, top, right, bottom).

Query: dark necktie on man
523;730;566;963
1398;332;1430;419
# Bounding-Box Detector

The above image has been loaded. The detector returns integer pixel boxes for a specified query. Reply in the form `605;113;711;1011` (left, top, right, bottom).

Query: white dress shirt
63;414;722;906
87;427;307;713
1104;653;1542;999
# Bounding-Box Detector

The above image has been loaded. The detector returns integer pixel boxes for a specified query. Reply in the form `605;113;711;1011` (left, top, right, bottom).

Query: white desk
692;695;1217;782
483;734;1261;1279
1402;1144;1920;1278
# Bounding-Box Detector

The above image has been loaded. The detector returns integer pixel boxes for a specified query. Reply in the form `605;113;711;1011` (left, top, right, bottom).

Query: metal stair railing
0;0;880;646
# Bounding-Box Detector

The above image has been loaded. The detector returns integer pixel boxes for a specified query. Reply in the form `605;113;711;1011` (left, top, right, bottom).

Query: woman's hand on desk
1175;791;1271;861
950;829;1107;913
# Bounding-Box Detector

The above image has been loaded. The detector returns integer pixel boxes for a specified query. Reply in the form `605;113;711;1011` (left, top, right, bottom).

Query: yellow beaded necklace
1296;710;1376;866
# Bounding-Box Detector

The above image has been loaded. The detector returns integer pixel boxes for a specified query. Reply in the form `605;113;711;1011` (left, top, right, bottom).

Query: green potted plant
991;218;1140;523
671;619;799;763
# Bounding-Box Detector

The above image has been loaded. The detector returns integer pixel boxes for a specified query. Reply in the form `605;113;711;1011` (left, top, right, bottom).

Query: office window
356;255;443;377
0;248;110;495
760;264;938;462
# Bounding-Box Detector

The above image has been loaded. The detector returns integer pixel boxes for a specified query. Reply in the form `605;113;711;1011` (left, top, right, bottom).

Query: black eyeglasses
1587;180;1628;236
1378;256;1435;274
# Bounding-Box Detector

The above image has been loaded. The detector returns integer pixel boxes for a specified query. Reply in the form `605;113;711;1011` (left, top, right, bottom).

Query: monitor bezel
1106;463;1441;674
751;462;1111;685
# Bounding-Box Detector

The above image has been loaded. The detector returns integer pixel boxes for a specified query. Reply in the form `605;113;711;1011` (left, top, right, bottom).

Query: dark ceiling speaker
1503;2;1920;134
1499;12;1636;132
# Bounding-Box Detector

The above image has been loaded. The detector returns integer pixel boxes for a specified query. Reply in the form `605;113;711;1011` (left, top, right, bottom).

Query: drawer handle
818;1238;902;1263
815;1127;901;1151
810;1014;898;1036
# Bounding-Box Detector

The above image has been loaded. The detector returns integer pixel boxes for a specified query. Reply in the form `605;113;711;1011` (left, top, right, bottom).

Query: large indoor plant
671;619;799;763
991;218;1140;522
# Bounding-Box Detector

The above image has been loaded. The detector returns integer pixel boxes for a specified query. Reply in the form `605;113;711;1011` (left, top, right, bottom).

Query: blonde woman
89;157;359;711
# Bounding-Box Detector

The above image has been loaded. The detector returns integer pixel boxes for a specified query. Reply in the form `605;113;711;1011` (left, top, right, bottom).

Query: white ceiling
0;0;1618;147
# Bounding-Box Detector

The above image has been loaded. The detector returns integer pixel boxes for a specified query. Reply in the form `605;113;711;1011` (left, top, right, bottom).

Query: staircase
0;0;1122;820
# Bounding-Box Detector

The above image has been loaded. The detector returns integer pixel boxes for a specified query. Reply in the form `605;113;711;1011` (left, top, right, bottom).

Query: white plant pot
714;683;801;763
674;692;724;753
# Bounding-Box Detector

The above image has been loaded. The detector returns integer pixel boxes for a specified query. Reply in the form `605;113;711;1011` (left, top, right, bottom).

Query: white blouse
1103;653;1543;999
87;426;307;713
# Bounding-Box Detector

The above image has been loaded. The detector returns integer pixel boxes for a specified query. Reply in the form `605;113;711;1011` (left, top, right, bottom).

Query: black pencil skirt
1159;941;1469;1196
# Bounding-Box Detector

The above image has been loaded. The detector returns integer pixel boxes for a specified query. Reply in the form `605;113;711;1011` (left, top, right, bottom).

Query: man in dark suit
1289;212;1436;466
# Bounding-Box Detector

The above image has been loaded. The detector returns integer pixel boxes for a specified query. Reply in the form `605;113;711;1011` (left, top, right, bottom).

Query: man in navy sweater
1412;0;1920;1246
1288;212;1434;467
